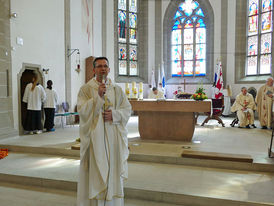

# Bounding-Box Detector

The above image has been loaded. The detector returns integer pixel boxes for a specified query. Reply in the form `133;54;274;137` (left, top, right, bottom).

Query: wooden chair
201;98;225;127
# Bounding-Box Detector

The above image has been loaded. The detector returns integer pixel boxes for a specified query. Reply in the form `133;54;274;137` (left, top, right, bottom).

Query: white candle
125;83;130;98
132;82;137;98
139;82;143;99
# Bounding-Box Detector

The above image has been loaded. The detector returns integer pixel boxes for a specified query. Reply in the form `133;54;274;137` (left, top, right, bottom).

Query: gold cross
104;95;113;110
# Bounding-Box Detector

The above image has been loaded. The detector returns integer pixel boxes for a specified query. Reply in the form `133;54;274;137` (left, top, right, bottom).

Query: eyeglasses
95;64;109;69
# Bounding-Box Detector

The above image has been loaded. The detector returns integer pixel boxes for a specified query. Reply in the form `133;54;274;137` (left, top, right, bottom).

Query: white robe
231;93;256;127
256;84;274;127
23;83;46;110
148;91;165;99
77;78;131;206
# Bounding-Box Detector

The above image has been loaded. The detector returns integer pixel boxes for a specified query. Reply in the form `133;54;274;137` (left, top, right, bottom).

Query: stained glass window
196;44;206;59
118;0;138;76
172;29;182;45
249;0;259;15
129;45;137;60
261;12;272;32
184;45;193;60
171;0;206;77
119;44;127;59
246;0;272;75
174;11;182;19
172;60;182;76
172;45;182;61
261;33;272;53
248;16;258;35
184;29;193;44
195;60;206;76
248;36;258;55
262;0;271;12
196;28;206;43
119;0;126;10
129;0;137;12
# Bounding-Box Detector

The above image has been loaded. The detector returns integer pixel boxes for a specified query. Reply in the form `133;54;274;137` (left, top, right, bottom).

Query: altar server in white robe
23;73;46;134
231;87;256;128
77;57;131;206
222;85;232;116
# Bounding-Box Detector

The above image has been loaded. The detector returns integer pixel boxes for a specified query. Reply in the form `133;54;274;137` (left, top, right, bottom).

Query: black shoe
246;125;251;129
251;124;256;128
238;126;243;128
262;126;267;129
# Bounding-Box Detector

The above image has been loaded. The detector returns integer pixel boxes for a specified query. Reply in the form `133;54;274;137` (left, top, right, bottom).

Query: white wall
10;0;65;130
105;0;115;81
70;0;93;110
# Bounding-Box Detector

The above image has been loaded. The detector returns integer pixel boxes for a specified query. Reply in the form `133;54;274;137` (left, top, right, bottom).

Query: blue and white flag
161;63;165;88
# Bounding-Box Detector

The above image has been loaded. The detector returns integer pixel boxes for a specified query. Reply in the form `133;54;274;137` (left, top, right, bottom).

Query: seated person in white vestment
231;87;256;129
77;57;132;206
148;87;165;99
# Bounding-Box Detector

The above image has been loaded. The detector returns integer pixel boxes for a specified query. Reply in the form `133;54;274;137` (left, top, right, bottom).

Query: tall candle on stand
139;82;143;99
132;81;137;98
125;83;130;98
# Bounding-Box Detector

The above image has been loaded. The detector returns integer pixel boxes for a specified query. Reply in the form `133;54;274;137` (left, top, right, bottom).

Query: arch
17;63;45;135
163;0;214;84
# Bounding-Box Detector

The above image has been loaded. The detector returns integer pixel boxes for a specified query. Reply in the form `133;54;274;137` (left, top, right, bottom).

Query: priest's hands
98;83;106;97
103;110;113;122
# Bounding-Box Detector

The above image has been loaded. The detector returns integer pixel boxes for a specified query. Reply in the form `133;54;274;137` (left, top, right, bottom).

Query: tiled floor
1;116;273;162
1;116;274;205
0;182;178;206
0;152;274;204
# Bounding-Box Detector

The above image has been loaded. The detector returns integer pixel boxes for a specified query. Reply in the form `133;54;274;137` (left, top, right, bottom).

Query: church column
64;0;72;107
221;0;228;86
0;0;17;138
102;0;106;56
155;0;162;84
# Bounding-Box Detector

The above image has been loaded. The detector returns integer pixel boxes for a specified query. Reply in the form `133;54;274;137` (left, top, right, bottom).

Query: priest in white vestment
77;57;131;206
148;87;165;99
231;87;256;128
256;77;274;129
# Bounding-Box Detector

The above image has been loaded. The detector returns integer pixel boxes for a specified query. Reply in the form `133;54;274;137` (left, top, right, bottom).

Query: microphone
102;74;106;84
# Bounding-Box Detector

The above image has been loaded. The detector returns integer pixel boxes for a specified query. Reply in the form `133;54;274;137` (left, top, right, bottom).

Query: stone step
0;153;274;206
0;182;178;206
1;143;274;173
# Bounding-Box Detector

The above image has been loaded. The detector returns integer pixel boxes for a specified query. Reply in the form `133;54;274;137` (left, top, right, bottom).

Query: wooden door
85;56;95;83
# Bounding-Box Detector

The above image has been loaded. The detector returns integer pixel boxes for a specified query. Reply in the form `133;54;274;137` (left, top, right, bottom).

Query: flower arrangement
191;87;208;100
0;149;8;159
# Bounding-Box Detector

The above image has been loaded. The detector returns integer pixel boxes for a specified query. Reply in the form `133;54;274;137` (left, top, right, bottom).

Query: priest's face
94;59;110;82
241;88;247;95
266;78;273;86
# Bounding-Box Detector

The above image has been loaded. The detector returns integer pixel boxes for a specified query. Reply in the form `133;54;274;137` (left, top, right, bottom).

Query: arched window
246;0;273;76
118;0;138;76
171;0;207;77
